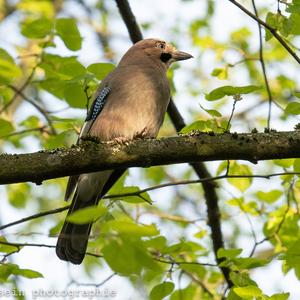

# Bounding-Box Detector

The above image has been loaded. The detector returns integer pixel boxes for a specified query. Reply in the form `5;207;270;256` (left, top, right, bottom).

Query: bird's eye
156;42;165;49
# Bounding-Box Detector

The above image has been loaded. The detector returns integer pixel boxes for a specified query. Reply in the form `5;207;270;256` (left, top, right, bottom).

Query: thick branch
1;131;300;185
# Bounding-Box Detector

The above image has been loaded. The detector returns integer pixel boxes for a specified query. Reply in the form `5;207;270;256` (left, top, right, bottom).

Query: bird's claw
133;127;148;139
114;136;131;145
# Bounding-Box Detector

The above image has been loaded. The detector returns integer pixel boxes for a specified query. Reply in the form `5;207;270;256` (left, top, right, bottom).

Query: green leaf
285;102;300;115
0;264;17;282
40;54;86;80
266;12;284;40
111;185;153;204
227;199;258;215
64;82;87;108
290;13;300;35
14;268;43;279
217;248;242;259
273;159;294;168
0;237;19;254
42;130;75;148
39;79;66;99
200;104;222;117
17;0;55;18
87;63;115;80
294;92;300;99
231;27;252;42
102;239;141;275
19;115;41;128
194;229;207;239
282;239;300;279
0;49;22;84
211;67;228;80
67;205;107;224
293;158;300;172
161;241;204;256
265;12;292;40
7;183;30;208
180;263;206;279
0;263;43;282
144;236;167;250
287;1;300;13
21;18;53;38
106;220;159;237
205;85;260;101
230;271;257;287
0;86;13;106
233;286;262;298
0;118;14;137
256;190;282;204
227;289;243;300
55;18;82;51
226;197;243;207
227;162;253;192
269;293;290;300
150;282;175;300
232;257;269;269
170;284;197;300
180;119;222;134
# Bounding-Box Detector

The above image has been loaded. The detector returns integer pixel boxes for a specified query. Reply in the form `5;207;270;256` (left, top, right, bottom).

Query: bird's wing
79;86;112;139
64;86;112;201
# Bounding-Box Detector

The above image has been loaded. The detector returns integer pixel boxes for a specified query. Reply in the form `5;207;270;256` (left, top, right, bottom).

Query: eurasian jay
56;38;192;264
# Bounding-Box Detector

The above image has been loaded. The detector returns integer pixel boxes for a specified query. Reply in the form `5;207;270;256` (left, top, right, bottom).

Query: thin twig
0;240;102;259
155;258;217;267
226;99;238;131
0;126;48;139
1;171;298;231
0;205;70;231
0;63;38;114
251;0;273;129
68;273;116;288
6;85;56;135
227;0;300;64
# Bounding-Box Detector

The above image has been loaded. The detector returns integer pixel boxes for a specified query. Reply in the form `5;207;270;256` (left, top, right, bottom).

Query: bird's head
119;38;193;69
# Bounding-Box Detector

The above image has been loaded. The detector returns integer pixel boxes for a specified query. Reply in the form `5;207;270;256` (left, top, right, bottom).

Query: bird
56;38;193;264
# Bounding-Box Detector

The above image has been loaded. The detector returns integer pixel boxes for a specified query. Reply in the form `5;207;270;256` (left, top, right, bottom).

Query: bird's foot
133;127;148;139
114;136;131;145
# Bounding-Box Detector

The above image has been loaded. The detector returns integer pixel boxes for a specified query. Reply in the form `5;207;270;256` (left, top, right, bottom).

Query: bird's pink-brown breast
89;64;170;141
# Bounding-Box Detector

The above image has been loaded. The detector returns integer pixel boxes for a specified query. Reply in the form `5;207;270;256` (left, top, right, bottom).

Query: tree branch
1;131;300;184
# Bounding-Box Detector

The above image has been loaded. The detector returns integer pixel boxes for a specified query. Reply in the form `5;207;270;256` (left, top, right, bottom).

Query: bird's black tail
56;189;97;264
56;169;126;264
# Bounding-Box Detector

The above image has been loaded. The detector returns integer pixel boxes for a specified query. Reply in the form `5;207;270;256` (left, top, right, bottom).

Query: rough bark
1;131;299;185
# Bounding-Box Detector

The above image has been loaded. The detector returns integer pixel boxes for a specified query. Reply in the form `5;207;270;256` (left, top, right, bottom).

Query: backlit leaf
256;190;282;204
205;85;260;101
87;63;115;80
150;282;175;300
56;18;82;51
285;102;300;115
233;286;262;298
67;205;107;224
21;18;53;38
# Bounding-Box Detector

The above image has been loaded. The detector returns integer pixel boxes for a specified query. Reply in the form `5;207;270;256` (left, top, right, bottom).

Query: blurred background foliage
0;0;300;299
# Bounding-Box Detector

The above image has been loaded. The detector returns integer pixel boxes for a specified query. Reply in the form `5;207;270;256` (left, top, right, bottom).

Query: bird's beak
172;50;193;61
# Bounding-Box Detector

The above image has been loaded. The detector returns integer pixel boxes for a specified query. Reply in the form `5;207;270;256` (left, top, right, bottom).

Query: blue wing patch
86;86;111;121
